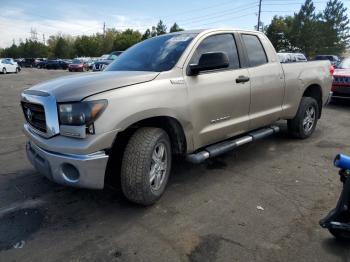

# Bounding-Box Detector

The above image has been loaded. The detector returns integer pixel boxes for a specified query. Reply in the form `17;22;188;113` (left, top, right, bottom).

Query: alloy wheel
149;142;167;192
303;105;316;133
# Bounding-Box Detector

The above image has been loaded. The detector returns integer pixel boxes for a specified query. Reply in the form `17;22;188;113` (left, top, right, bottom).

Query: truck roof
170;28;263;35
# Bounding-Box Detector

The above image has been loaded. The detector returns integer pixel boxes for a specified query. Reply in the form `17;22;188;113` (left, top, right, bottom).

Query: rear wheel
288;97;319;139
15;67;19;73
121;127;172;205
2;68;6;74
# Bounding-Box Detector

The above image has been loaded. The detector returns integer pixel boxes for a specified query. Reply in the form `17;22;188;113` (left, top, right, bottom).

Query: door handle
236;75;250;83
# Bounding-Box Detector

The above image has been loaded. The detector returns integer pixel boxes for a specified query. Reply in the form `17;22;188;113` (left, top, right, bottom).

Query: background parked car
5;58;21;71
92;51;123;71
45;59;69;70
19;58;36;68
278;52;307;63
0;58;20;74
36;60;48;69
332;57;350;100
33;58;46;68
315;55;340;66
68;59;90;72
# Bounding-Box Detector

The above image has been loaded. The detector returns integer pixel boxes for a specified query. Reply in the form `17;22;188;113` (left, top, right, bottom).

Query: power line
188;12;257;28
161;0;258;20
178;3;259;26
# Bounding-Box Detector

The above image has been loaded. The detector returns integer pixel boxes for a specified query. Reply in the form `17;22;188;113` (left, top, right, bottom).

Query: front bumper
332;85;350;100
26;141;109;189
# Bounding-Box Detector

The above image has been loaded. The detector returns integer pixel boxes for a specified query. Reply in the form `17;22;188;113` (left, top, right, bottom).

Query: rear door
184;33;251;149
240;33;284;129
8;60;17;72
4;60;16;72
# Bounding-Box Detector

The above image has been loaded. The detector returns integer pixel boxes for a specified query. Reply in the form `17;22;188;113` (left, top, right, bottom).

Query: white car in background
278;53;307;63
1;58;20;74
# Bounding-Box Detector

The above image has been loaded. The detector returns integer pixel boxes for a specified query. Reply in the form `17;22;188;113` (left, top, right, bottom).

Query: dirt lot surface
0;68;350;262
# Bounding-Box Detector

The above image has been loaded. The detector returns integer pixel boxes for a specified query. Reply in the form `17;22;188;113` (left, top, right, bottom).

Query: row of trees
265;0;349;57
0;21;183;59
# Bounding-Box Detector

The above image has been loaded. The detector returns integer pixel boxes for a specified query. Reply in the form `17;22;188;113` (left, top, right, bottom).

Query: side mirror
189;52;229;75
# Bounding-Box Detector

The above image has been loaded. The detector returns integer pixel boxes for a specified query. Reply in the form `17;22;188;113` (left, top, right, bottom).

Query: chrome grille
21;102;47;133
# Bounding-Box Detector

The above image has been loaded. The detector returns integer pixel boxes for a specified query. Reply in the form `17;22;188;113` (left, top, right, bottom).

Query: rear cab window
241;34;268;67
189;34;240;71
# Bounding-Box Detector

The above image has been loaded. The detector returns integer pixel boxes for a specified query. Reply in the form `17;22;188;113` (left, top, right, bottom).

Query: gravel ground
0;68;350;262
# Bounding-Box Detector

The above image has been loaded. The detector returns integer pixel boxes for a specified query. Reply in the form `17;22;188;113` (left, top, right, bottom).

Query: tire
121;127;172;205
288;97;319;139
2;68;6;74
15;68;19;74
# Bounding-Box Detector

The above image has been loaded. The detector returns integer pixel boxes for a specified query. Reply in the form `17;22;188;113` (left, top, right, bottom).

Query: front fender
116;108;194;152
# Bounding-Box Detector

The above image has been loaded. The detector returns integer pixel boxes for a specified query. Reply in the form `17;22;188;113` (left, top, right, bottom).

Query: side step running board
186;126;280;164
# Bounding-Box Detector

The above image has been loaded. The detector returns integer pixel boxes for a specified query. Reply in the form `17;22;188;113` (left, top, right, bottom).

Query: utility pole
30;28;38;41
257;0;262;31
103;22;106;36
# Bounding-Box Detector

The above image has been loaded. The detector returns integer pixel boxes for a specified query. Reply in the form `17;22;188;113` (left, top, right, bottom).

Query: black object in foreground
320;154;350;239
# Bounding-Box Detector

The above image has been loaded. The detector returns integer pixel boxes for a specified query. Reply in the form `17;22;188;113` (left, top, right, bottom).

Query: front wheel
2;68;7;74
121;127;172;205
288;97;319;139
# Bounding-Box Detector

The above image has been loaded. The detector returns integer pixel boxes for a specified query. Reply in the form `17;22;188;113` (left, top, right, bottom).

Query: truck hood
334;69;350;76
26;71;159;102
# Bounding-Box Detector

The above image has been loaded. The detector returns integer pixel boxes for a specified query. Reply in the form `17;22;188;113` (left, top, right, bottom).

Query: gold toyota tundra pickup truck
21;29;333;205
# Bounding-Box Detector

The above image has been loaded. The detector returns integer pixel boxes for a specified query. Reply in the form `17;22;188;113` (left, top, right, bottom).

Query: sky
0;0;349;48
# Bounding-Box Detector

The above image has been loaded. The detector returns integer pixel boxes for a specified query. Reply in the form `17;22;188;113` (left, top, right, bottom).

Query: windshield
107;54;118;60
105;33;197;72
339;58;350;69
72;59;82;64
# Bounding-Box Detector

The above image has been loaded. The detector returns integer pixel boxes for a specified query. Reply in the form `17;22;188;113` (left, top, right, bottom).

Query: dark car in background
19;58;36;67
45;60;69;70
68;59;90;72
315;55;341;66
92;51;123;71
36;60;48;69
332;57;350;101
34;58;46;68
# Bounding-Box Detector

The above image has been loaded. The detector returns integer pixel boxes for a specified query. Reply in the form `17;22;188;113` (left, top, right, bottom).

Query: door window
242;34;268;67
189;34;240;70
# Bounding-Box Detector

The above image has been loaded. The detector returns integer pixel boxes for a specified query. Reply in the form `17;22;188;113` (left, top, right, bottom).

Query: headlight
58;100;107;126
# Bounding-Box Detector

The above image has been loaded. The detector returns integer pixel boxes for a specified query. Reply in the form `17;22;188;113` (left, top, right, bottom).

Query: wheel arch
113;116;188;155
302;84;323;118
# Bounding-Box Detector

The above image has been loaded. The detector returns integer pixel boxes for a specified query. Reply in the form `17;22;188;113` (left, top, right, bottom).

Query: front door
184;33;251;149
